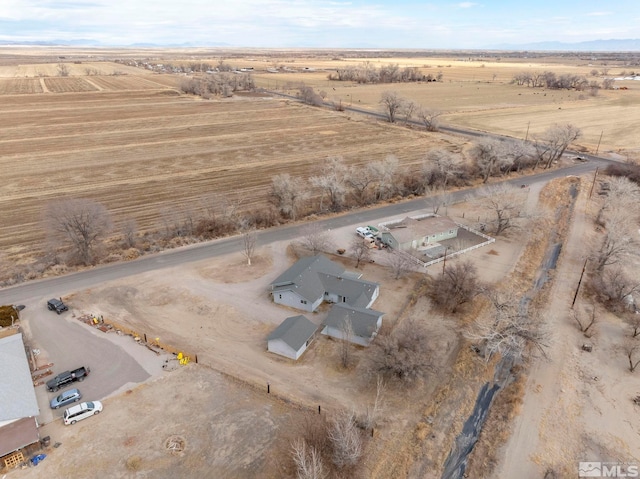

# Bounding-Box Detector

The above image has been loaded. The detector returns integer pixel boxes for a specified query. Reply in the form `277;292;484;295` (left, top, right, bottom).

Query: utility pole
442;247;448;276
588;167;599;199
595;130;603;155
525;121;531;142
571;258;588;308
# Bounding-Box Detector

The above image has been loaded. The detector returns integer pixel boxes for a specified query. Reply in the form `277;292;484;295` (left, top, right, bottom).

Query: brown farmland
0;87;462;262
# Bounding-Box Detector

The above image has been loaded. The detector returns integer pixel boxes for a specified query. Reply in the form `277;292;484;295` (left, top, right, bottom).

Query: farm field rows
0;90;462;261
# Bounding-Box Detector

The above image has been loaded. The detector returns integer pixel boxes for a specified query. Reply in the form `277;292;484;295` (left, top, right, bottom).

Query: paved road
0;157;608;306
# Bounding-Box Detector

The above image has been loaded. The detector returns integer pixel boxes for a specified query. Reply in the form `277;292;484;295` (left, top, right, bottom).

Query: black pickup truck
46;366;90;392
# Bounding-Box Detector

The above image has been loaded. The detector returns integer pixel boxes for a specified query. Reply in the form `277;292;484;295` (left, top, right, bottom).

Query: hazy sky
1;0;638;48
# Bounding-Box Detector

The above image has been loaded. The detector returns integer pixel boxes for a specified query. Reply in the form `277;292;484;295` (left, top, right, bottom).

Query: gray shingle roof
268;315;318;350
270;255;377;307
318;273;379;308
0;333;39;421
324;304;384;339
271;255;345;303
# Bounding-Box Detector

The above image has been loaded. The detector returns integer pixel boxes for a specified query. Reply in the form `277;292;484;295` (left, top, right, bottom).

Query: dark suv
47;298;68;314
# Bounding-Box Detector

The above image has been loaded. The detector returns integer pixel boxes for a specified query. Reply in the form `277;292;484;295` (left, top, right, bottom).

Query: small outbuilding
322;304;384;346
267;315;318;360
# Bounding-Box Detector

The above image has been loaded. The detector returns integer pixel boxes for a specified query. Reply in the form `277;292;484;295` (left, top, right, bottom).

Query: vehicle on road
63;401;102;425
47;298;68;314
50;388;82;409
46;366;90;392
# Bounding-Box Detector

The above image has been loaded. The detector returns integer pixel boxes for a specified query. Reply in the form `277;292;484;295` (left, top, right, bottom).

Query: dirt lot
5;194;526;478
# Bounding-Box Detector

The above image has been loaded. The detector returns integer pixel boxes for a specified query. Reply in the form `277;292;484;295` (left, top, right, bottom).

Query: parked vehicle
47;298;68;314
356;227;374;238
63;401;102;425
46;366;90;392
50;388;82;409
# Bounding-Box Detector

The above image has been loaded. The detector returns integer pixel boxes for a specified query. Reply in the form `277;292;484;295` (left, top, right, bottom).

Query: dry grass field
1;46;639;268
0;83;462;263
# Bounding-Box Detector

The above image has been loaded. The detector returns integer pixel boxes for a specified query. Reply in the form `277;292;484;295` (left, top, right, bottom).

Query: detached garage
267;315;318;360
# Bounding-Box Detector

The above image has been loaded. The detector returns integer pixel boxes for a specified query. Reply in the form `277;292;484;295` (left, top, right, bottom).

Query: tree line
6;123;580;282
327;62;443;84
511;70;614;91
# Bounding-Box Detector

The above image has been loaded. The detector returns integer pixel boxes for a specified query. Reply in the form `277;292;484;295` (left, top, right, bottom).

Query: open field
0;88;463;262
1;47;639;263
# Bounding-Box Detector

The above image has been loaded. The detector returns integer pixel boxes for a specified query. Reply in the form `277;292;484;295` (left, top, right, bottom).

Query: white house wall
273;290;318;312
322;326;371;347
268;338;305;360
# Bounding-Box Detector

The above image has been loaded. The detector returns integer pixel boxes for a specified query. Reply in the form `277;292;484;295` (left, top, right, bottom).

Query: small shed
322;304;384;346
267;315;318;360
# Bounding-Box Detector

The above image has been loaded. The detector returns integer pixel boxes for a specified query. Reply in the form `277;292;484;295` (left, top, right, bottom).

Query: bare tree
299;224;333;255
299;84;323;106
401;100;419;125
45;198;113;265
424;188;453;215
57;63;70;77
593;224;640;272
350;236;371;269
625;313;640;338
242;230;257;265
478;184;527;235
533;124;581;170
570;306;598;337
346;164;378;205
589;267;640;312
121;219;138;248
270;173;309;220
291;439;327;479
379;91;404;123
503;139;536;173
417;107;442;132
368;317;432;384
468;290;548;361
370;155;401;201
387;250;413;279
339;318;354;369
427;260;480;313
360;376;385;431
470;138;503;183
329;410;362;468
624;339;640;373
595;176;640;227
310;157;348;212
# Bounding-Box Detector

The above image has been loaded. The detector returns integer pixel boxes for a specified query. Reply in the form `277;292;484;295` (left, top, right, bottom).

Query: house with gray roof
267;315;318;360
0;332;40;460
322;304;384;346
270;255;379;313
379;215;459;252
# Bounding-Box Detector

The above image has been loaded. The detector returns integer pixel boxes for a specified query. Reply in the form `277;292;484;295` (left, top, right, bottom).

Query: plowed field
0;90;464;260
42;77;98;92
0;78;43;94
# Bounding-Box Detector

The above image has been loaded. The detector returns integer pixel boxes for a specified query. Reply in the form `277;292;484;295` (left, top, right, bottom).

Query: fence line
390;221;496;270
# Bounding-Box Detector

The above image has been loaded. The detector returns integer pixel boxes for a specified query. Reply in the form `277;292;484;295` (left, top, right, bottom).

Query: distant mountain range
1;38;639;51
0;39;230;48
490;38;640;52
